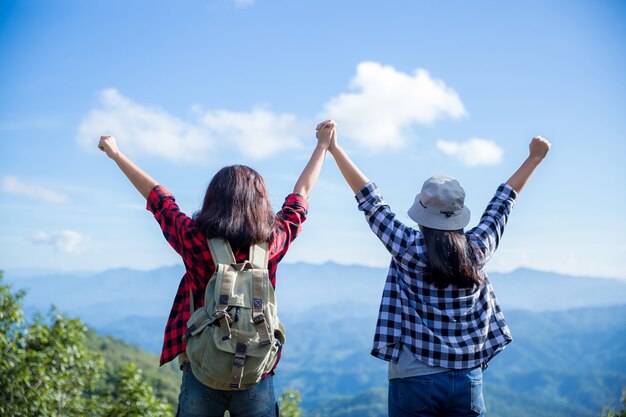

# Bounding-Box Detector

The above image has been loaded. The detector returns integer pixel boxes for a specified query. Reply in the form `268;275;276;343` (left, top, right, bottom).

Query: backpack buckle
214;309;233;322
233;343;247;367
252;313;266;324
233;356;245;367
214;309;234;340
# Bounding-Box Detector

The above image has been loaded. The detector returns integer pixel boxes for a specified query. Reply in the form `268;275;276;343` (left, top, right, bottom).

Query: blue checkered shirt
356;182;517;369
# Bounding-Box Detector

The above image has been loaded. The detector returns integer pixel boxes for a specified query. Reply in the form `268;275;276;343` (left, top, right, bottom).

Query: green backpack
183;238;285;390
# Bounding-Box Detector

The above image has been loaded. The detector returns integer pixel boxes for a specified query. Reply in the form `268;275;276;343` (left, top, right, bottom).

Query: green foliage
101;363;171;417
280;389;301;417
602;389;626;417
0;271;172;417
86;330;181;408
1;272;101;416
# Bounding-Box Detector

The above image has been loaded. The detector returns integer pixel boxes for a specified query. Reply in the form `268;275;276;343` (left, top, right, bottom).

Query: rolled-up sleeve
468;183;518;264
356;182;427;269
146;185;193;256
269;193;308;263
355;182;388;215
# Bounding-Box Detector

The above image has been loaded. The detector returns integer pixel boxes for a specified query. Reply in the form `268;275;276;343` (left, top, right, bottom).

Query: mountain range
6;263;626;326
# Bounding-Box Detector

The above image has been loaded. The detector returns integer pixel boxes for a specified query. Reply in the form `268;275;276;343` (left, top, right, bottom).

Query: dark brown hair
195;165;275;249
419;225;483;289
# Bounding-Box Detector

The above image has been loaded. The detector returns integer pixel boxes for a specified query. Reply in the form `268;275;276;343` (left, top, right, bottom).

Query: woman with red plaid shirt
98;122;335;417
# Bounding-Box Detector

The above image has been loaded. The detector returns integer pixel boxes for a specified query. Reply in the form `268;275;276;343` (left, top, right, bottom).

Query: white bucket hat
407;175;471;231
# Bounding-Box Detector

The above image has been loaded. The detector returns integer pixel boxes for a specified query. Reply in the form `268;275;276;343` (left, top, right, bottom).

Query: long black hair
419;225;483;289
195;165;276;249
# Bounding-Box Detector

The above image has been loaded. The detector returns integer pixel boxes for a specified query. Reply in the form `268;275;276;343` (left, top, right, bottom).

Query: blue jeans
388;368;486;417
177;361;278;417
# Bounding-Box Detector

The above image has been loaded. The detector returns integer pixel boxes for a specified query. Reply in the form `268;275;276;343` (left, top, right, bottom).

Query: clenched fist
98;136;120;159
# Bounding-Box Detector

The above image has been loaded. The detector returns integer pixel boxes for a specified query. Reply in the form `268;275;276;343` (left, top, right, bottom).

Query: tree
603;389;626;417
1;272;102;416
0;271;172;416
102;363;172;417
280;389;302;417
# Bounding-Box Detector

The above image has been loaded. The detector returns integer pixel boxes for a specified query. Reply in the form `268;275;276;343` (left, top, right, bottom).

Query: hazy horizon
5;261;626;284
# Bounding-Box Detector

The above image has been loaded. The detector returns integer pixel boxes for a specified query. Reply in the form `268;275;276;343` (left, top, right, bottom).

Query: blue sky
1;0;625;279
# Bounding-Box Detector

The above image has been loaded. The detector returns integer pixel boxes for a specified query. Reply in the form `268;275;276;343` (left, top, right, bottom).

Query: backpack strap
251;269;271;346
207;239;237;341
249;242;271;346
249;242;269;269
229;331;249;389
207;238;236;266
215;267;235;341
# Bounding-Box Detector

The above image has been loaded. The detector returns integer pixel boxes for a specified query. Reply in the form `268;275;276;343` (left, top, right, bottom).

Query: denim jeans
388;367;486;417
177;361;279;417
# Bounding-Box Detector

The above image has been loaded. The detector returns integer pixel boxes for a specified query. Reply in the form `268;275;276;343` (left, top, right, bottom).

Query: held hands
98;136;120;159
315;119;337;151
529;135;551;161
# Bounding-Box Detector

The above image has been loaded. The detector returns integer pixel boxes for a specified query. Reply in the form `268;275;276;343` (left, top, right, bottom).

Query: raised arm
325;122;370;194
292;122;333;198
506;135;551;194
98;136;158;199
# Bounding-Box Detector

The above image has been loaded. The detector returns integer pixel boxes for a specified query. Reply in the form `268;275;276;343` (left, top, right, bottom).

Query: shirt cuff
146;184;174;213
355;182;377;202
496;183;518;202
284;193;309;212
355;182;387;213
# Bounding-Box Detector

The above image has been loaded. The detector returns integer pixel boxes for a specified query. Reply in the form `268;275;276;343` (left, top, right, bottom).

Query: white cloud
29;230;87;254
199;108;302;159
436;138;503;166
77;89;212;163
324;62;467;150
1;176;69;204
76;89;301;162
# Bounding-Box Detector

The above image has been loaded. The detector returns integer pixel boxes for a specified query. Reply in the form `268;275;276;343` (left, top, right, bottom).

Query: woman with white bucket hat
319;120;550;417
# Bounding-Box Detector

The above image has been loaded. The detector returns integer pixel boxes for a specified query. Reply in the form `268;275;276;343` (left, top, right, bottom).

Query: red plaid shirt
147;184;308;366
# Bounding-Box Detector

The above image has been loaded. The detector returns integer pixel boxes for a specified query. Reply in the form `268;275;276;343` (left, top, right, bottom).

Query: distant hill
6;263;626;327
488;267;626;312
6;265;183;327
